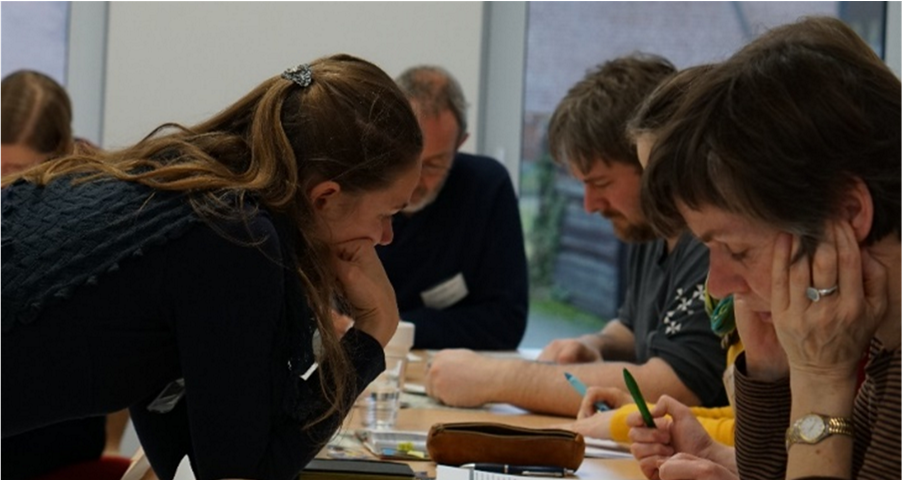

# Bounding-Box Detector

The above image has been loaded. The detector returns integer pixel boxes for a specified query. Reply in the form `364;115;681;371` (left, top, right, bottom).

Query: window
519;1;887;347
1;1;70;84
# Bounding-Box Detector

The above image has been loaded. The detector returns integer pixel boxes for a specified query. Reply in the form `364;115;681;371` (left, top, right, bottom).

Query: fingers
582;386;627;413
577;398;596;420
786;234;809;312
537;340;589;364
770;232;793;314
860;247;888;322
537;340;564;363
650;395;692;420
637;456;665;480
627;412;671;443
631;439;675;465
658;453;734;480
810;222;839;292
834;221;865;309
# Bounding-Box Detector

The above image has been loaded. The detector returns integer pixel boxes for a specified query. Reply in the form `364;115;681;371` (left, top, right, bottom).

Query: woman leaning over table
628;17;900;480
1;54;423;480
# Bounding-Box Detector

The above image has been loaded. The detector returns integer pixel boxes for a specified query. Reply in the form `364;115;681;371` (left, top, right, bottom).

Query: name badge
420;273;468;310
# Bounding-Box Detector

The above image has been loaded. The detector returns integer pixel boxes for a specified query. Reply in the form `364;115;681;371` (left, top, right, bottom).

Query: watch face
799;414;826;441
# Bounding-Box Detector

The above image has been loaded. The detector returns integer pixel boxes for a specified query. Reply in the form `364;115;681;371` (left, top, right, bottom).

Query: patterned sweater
734;339;900;480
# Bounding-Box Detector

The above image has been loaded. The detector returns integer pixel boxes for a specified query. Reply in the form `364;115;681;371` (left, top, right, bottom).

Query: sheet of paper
584;437;633;459
436;465;566;480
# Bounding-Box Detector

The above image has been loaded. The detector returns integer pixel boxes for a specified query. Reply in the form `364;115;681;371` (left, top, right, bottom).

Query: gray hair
396;65;468;142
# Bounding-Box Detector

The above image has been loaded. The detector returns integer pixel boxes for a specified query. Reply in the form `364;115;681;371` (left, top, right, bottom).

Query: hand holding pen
626;394;725;480
622;369;655;427
564;372;611;413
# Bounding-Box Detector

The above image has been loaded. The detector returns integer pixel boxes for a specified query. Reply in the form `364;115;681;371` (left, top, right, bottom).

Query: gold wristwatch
785;413;854;452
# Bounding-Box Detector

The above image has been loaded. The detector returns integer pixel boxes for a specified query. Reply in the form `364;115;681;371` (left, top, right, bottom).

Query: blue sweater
377;153;528;350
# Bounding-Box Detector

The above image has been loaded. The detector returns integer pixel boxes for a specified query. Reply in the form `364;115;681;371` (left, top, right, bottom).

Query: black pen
461;463;572;477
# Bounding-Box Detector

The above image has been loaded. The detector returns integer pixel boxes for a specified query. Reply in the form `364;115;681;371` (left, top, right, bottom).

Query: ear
455;131;470;150
842;177;874;243
309;180;342;212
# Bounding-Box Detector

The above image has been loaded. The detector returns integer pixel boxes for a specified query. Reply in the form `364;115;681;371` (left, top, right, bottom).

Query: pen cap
385;320;415;356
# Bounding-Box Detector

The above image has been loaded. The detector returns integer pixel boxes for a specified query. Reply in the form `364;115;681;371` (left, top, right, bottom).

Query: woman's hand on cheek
332;239;399;346
770;221;885;381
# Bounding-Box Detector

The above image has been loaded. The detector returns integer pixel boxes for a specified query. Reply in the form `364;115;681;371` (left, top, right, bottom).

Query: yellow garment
608;339;743;446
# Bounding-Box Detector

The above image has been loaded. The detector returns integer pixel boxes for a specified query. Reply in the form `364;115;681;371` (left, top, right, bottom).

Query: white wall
101;2;484;152
887;1;901;77
479;2;527;191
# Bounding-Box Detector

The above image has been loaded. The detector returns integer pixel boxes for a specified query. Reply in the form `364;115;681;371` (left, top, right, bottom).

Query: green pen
623;369;655;428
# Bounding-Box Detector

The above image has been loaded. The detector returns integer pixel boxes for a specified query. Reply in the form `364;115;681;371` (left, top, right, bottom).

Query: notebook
301;458;416;479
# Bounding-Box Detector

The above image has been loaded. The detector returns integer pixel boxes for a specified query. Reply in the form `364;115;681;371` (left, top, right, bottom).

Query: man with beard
376;66;528;350
425;55;727;416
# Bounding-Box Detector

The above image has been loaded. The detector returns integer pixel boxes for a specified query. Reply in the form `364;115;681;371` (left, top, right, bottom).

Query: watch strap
785;414;854;452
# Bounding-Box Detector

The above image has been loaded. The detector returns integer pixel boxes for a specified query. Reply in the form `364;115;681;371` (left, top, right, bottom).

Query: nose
377;217;394;246
706;251;749;300
582;187;608;214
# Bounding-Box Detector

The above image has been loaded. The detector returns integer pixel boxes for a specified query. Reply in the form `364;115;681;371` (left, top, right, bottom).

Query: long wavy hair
5;53;423;426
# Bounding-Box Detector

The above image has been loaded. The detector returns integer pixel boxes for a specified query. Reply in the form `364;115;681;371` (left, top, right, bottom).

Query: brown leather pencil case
426;422;585;471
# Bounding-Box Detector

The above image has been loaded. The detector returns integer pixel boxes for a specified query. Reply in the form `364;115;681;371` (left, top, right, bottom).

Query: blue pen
564;372;610;412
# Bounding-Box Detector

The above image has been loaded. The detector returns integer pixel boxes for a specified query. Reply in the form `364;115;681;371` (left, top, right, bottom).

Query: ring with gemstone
806;285;838;302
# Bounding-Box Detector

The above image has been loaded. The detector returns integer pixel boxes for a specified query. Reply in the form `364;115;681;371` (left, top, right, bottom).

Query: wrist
737;351;788;382
705;444;738;475
790;372;857;419
578;333;605;355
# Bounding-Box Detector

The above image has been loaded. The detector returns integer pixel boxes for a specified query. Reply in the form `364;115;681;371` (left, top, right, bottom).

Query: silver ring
806;285;838;302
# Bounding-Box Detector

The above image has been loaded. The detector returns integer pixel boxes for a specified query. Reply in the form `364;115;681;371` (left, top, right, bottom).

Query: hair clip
282;63;313;88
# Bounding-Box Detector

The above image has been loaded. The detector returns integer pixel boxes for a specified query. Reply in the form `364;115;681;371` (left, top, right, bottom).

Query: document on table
584;437;633;459
436;465;563;480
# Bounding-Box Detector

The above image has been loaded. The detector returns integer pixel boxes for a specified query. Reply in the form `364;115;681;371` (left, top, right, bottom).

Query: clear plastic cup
362;353;407;429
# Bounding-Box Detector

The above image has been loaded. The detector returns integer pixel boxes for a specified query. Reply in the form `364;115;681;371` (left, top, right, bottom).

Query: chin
402;201;427;215
403;193;437;214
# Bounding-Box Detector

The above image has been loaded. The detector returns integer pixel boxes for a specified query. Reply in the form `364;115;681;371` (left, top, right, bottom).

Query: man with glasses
376;65;528;350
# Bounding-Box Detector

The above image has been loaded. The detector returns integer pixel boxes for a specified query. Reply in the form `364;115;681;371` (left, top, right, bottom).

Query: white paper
436;465;567;480
584;438;634;459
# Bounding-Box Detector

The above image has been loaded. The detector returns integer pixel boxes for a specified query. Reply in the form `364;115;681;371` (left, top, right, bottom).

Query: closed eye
725;246;747;262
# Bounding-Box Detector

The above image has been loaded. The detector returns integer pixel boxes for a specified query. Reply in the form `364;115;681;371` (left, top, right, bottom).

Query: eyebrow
696;229;728;244
581;174;608;184
422;151;454;164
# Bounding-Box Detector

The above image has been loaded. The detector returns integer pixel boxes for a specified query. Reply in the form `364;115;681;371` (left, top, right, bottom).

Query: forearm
486;360;585;416
733;353;792;480
493;358;698;416
785;371;857;479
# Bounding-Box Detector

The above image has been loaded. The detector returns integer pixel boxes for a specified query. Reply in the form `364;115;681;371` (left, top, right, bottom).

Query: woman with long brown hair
2;54;423;480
